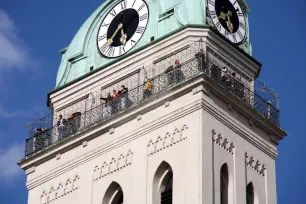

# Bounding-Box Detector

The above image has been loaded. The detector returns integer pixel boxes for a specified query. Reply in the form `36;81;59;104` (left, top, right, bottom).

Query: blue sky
0;0;305;203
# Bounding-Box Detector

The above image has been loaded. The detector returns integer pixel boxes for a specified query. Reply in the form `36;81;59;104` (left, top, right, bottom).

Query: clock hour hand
101;23;123;49
218;11;234;33
120;28;127;45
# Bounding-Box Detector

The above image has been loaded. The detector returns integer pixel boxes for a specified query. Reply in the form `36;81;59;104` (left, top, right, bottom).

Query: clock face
97;0;149;58
208;0;246;44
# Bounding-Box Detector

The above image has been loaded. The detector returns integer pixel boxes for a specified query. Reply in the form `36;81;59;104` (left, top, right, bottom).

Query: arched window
153;161;173;204
220;164;229;204
246;182;254;204
102;182;123;204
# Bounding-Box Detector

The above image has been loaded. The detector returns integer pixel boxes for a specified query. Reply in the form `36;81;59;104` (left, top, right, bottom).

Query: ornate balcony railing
24;41;280;157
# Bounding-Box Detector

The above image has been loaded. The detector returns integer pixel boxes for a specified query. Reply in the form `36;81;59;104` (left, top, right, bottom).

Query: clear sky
0;0;305;203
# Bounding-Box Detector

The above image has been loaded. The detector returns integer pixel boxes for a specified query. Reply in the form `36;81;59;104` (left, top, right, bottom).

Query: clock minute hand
225;11;234;33
102;23;124;49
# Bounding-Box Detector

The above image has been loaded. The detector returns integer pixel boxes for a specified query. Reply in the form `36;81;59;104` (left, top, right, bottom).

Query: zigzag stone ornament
245;153;266;176
148;125;188;156
40;175;80;204
212;129;235;155
93;150;133;181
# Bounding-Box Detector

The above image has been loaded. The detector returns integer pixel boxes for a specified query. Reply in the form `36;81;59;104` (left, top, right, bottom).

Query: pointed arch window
153;161;173;204
220;164;229;204
102;182;123;204
246;182;254;204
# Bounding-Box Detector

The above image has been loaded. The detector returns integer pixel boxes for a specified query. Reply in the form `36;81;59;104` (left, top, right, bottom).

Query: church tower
18;0;287;204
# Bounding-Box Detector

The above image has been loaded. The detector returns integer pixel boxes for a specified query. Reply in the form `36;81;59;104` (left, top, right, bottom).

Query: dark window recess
161;172;173;204
90;66;94;71
246;183;254;204
220;164;229;204
151;36;155;42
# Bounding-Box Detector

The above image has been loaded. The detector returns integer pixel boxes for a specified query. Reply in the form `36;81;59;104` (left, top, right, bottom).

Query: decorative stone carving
245;153;266;176
93;166;100;181
48;187;56;202
72;175;80;190
57;183;64;198
117;154;125;169
156;137;163;152
173;129;181;144
41;191;48;204
148;140;155;155
163;133;172;148
101;162;108;177
148;124;188;156
40;175;80;204
64;179;73;194
212;130;235;155
93;150;133;182
109;158;117;173
126;150;133;165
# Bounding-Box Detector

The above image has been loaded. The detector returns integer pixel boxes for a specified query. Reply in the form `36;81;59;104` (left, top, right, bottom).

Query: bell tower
18;0;287;204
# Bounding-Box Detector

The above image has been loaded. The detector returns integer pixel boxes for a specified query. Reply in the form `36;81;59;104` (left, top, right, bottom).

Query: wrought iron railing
24;44;280;157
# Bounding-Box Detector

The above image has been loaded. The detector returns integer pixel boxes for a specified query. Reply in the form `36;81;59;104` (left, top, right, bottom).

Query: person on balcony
195;49;206;72
143;79;152;99
101;93;113;117
221;67;229;87
118;85;129;110
165;60;185;86
57;115;66;140
112;90;120;113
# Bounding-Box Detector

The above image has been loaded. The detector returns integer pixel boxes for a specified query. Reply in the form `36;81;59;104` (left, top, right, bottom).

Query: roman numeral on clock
232;34;237;43
98;34;106;41
224;30;229;38
136;26;145;34
138;3;145;12
215;21;221;31
121;1;127;10
132;0;136;8
102;23;109;28
239;22;245;30
210;11;217;19
119;46;126;55
104;47;114;57
237;12;243;16
208;0;215;5
131;39;136;46
110;9;116;16
140;13;148;21
237;30;244;40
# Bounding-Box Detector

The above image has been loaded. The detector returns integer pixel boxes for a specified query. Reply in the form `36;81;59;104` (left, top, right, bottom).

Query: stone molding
93;150;133;181
148;125;188;156
245;153;266;176
212;129;235;155
40;175;80;204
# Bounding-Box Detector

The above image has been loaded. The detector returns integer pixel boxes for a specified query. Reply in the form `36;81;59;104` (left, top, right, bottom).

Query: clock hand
225;11;234;33
119;12;127;45
218;11;234;33
120;28;127;45
101;23;123;49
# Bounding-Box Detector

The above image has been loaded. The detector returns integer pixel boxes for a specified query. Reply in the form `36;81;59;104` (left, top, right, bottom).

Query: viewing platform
23;40;281;157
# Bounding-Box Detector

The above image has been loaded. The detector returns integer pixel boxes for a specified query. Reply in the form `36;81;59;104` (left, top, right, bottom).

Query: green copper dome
56;0;251;88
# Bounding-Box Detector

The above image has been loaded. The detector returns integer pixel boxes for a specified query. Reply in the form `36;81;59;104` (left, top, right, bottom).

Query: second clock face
208;0;246;44
97;0;149;58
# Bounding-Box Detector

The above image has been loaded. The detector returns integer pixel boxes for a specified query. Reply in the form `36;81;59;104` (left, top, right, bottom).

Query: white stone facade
18;28;286;204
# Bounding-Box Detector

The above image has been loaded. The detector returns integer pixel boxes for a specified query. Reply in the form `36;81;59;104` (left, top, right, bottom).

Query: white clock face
208;0;247;44
97;0;149;58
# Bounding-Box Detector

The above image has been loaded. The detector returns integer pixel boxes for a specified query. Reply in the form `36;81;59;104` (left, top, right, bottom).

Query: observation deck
23;40;281;158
